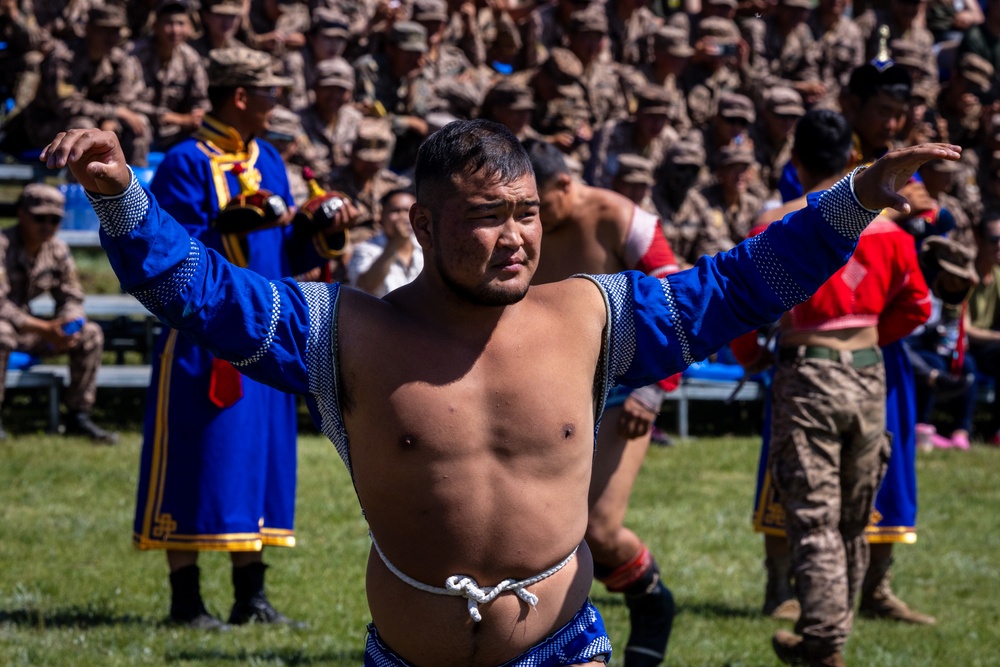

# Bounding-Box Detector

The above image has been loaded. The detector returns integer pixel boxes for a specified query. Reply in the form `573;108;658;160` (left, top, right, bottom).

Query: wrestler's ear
555;172;573;193
410;201;434;249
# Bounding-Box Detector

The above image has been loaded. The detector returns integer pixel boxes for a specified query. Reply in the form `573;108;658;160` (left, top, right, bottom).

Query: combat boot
65;411;118;444
763;555;801;621
168;565;230;631
859;557;936;625
772;630;846;667
0;415;7;441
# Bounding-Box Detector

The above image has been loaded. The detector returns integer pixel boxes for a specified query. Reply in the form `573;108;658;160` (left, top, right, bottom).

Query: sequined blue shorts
363;598;612;666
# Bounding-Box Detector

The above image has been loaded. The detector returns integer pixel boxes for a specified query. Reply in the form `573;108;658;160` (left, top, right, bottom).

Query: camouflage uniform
444;6;486;66
586;84;680;188
769;351;889;654
131;36;210;150
700;144;764;242
750;86;804;198
605;0;662;66
28;22;150;164
568;8;629;127
0;185;103;415
326;118;413;233
741;4;821;104
30;0;98;47
299;88;364;176
808;10;865;110
683;16;746;127
652;141;733;266
0;4;42;124
636;24;694;134
282;8;351;111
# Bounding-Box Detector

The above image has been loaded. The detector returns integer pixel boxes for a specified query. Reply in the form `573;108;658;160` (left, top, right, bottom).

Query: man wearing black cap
132;0;210;151
131;46;356;630
0;183;116;443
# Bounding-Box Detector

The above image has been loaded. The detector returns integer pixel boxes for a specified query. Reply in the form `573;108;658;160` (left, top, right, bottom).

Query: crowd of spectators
2;0;1000;437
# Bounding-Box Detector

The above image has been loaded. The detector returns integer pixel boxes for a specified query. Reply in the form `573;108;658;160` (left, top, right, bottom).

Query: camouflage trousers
0;319;104;412
769;349;891;653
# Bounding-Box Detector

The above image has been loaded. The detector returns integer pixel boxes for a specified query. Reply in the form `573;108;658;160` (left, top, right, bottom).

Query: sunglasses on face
32;214;62;226
249;86;281;101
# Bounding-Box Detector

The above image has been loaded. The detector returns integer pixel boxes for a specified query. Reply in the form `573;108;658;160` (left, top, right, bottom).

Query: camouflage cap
542;47;584;84
764;86;805;116
614;154;655;185
697;16;740;45
569;6;608;33
312;7;350;37
714;143;755;168
634;84;673;115
889;39;926;71
315;56;355;89
413;0;449;23
21;183;65;218
389;21;429;53
207;47;294;88
653;25;693;57
920;235;977;283
717;91;755;122
666;140;706;166
88;3;128;28
354;118;394;162
266;105;303;139
204;0;244;16
959;52;994;92
484;79;536;111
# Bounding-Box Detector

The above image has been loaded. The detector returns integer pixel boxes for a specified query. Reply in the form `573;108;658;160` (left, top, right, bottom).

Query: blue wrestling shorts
363;599;612;666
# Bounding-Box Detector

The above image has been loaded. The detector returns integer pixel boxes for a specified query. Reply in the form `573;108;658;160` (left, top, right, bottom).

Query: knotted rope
370;533;578;622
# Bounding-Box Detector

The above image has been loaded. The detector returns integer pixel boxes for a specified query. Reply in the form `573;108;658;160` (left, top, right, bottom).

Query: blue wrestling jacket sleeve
586;169;880;389
91;171;316;397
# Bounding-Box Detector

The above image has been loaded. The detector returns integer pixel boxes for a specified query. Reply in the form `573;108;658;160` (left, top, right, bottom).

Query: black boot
168;565;229;631
229;562;305;627
65;411;118;444
623;570;676;667
0;415;7;441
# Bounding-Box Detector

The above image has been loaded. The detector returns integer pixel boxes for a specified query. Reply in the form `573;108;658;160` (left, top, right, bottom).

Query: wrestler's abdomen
340;288;605;665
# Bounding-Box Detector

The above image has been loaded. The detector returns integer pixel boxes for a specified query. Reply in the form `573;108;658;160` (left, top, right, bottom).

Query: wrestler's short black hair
522;139;570;189
415;120;533;209
793;109;853;180
848;63;912;105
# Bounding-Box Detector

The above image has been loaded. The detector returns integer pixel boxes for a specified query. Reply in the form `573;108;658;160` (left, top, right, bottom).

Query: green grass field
1;427;998;666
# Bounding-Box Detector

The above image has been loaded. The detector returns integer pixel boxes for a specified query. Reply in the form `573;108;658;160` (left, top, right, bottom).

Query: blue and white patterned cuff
817;166;880;240
85;168;148;237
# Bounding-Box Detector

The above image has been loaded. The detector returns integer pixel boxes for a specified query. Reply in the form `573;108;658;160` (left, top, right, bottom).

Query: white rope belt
370;533;578;623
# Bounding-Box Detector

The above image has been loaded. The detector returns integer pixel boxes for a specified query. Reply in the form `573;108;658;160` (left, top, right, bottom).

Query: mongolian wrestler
526;139;679;667
42;121;958;667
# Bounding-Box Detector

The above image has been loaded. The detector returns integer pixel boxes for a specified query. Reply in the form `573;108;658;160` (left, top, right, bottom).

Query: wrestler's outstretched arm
589;143;961;389
40;130;351;396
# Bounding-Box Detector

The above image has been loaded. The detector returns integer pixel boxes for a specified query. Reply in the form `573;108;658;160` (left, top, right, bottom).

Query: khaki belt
777;345;881;369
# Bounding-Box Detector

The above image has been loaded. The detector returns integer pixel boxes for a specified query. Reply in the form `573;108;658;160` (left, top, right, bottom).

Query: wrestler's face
413;170;541;306
535;173;573;232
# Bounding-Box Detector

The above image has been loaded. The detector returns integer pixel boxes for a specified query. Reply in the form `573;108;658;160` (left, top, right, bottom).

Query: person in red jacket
732;108;931;667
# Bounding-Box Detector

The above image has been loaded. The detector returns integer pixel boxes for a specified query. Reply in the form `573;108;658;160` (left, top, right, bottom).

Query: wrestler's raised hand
39;129;131;196
853;143;961;214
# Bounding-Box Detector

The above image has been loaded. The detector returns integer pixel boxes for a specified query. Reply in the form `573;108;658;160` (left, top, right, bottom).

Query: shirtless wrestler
41;122;959;667
526;139;679;666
